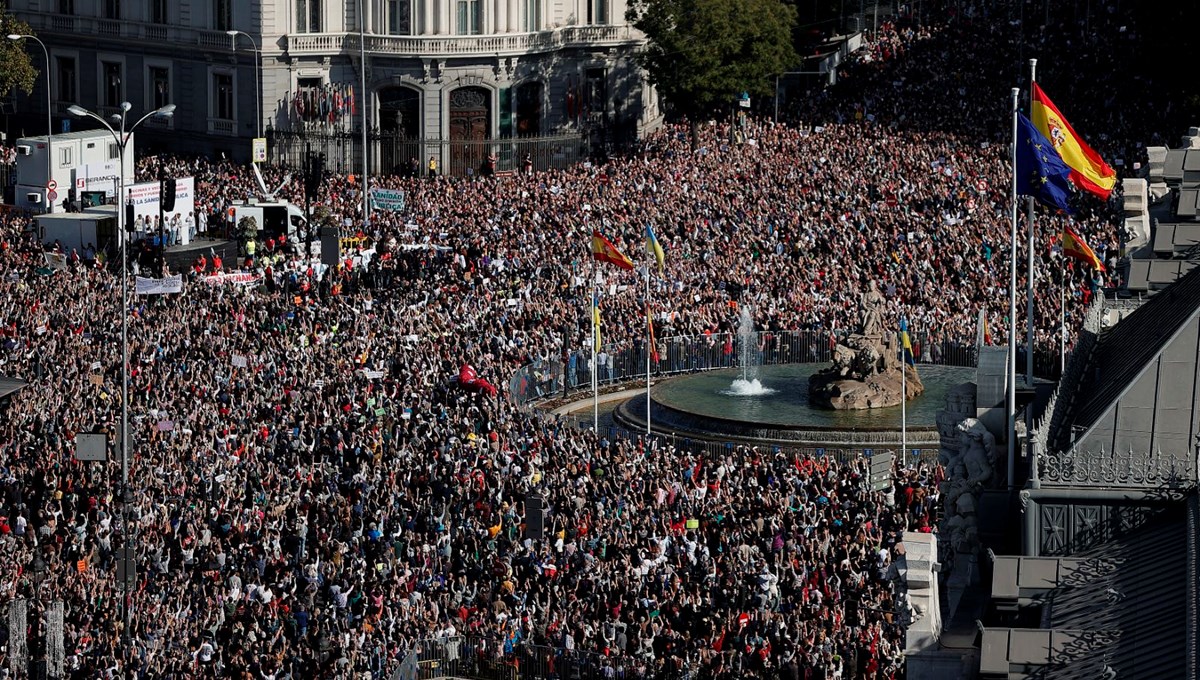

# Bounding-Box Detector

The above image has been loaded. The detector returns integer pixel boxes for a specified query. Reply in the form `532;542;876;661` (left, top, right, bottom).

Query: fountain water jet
724;305;776;396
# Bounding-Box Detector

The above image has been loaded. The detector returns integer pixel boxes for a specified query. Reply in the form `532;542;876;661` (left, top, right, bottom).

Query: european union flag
1016;113;1074;214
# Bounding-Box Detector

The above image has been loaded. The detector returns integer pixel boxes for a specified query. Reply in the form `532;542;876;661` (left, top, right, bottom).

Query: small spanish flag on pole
591;231;634;270
1061;227;1106;271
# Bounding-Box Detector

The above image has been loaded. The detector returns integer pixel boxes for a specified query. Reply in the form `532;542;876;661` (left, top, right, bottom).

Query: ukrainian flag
899;319;917;372
592;291;602;353
645;225;665;274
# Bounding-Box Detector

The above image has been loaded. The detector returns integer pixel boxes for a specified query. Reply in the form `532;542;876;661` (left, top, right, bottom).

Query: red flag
350;84;356;117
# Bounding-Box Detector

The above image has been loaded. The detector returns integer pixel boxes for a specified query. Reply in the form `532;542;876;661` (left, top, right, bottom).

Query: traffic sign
47;190;58;202
47;179;57;191
252;137;267;164
868;451;895;492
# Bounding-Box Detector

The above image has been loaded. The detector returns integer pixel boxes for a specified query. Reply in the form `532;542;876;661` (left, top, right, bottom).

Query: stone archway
448;86;491;175
377;86;422;175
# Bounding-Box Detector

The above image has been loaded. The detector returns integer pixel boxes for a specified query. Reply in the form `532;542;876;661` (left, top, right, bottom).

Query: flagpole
1059;259;1066;374
645;261;652;436
1025;58;1037;387
1008;87;1019;491
592;258;599;430
901;325;907;468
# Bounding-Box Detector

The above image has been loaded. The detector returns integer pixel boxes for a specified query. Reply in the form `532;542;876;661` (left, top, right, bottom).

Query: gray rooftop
1052;263;1200;458
983;506;1191;679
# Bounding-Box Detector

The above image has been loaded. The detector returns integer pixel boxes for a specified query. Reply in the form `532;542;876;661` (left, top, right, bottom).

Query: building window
214;0;231;31
55;56;75;103
150;67;170;110
524;0;541;31
102;61;123;107
150;0;167;24
58;0;74;13
296;0;322;33
456;0;481;35
587;0;607;24
214;73;234;120
387;0;411;35
104;0;120;19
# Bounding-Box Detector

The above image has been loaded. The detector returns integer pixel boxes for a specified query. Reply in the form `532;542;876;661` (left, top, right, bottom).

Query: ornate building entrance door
378;86;421;175
449;87;491;175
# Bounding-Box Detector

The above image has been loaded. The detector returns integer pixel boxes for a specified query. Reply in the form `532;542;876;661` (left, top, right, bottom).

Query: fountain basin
613;364;975;448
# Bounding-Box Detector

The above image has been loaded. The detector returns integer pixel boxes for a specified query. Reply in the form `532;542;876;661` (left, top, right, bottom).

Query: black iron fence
266;128;587;178
509;329;1062;409
508;329;985;408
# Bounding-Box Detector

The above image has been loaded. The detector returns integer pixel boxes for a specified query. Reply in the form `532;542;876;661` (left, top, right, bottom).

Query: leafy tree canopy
628;0;799;122
0;4;37;99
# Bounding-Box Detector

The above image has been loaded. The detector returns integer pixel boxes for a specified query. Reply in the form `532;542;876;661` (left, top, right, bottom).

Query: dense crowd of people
0;1;1182;678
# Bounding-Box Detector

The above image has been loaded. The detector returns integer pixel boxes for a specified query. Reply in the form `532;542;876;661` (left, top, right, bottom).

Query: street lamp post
67;101;174;642
7;34;52;213
226;30;262;138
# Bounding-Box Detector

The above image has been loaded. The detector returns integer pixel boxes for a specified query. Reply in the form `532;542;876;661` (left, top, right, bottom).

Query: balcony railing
207;118;236;136
49;15;76;33
98;19;121;37
288;24;637;57
19;11;239;53
144;24;168;42
197;29;233;50
18;9;637;59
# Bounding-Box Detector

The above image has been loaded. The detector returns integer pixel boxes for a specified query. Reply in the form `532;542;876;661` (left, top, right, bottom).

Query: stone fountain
808;281;924;410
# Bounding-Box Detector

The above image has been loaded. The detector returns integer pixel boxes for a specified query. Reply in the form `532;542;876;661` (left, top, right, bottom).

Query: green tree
0;4;37;99
628;0;799;131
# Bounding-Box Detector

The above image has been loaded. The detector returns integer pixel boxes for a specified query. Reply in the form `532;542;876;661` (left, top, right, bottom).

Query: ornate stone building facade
8;0;660;169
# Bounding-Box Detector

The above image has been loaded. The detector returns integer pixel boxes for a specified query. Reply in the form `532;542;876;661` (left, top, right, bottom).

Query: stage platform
138;236;238;270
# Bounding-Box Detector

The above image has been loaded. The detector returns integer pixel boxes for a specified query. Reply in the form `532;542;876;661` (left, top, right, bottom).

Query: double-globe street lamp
6;34;52;212
66;101;174;639
225;30;262;139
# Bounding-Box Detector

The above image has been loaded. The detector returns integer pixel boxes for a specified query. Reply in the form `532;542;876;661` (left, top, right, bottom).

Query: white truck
232;200;308;243
35;207;118;252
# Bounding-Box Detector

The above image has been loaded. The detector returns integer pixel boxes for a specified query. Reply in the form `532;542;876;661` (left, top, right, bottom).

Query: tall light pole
226;30;262;138
359;0;370;228
67;101;174;642
7;34;52;213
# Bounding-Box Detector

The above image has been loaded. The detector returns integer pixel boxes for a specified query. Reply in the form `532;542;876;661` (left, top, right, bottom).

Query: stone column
495;0;507;35
438;0;451;34
508;0;520;31
422;0;433;34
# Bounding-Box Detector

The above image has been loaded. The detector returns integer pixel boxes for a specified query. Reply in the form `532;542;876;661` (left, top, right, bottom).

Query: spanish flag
1031;83;1116;200
645;225;665;274
592;291;602;353
591;231;634;270
647;301;659;362
1061;227;1105;271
